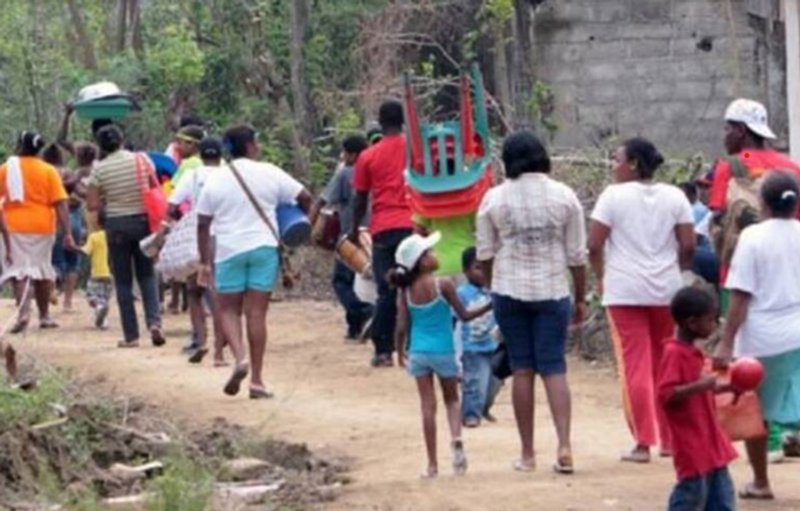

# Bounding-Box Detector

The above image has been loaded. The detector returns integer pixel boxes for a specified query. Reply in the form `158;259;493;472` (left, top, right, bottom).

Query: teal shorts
215;246;279;294
757;347;800;425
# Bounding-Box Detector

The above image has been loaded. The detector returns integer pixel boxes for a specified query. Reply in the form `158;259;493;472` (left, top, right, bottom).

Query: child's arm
395;292;409;367
441;279;491;321
663;374;716;406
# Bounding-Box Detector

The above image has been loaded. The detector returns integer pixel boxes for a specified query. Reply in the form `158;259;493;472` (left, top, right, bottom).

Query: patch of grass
0;370;70;428
146;452;214;511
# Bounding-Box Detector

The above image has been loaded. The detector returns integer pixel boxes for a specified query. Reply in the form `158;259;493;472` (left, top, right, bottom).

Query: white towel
6;156;24;203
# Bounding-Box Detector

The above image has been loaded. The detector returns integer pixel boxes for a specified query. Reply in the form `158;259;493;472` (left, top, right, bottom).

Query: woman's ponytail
761;170;800;218
387;265;415;289
17;131;45;157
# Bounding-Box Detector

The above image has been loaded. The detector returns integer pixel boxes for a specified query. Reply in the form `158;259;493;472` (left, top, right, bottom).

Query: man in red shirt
658;287;738;509
351;100;413;367
709;98;800;213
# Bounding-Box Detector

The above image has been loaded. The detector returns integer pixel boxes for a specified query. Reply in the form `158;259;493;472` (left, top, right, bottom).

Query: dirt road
15;300;800;510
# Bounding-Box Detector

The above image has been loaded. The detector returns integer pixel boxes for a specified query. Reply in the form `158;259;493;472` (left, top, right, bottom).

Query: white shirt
169;165;214;207
726;219;800;357
195;158;304;263
476;173;587;302
591;182;693;306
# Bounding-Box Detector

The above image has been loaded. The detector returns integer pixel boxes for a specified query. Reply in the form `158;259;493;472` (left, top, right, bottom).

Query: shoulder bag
134;152;168;233
228;161;299;290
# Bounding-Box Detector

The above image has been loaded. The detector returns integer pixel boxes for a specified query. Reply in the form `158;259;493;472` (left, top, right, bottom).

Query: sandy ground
11;299;800;511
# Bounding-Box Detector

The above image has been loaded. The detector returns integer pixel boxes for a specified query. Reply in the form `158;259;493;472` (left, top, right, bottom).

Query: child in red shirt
658;287;738;510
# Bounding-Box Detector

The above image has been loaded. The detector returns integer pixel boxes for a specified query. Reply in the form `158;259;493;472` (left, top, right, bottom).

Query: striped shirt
88;150;145;218
476;173;587;302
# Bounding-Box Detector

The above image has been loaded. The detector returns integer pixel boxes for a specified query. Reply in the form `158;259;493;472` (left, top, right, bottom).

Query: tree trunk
116;0;128;53
66;0;97;69
492;21;512;124
129;0;144;59
289;0;313;179
511;0;534;127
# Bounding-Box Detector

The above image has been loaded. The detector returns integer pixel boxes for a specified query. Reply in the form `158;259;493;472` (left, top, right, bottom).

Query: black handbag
491;343;511;380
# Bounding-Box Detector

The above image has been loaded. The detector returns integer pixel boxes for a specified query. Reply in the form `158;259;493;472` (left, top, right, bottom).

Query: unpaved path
13;300;800;510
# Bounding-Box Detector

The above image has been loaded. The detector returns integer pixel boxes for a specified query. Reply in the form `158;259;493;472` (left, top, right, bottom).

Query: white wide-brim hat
724;98;776;140
395;231;441;270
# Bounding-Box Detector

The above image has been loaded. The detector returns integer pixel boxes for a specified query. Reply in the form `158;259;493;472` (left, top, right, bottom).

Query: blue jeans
106;215;161;342
462;351;495;420
371;229;412;355
332;260;373;337
668;467;735;511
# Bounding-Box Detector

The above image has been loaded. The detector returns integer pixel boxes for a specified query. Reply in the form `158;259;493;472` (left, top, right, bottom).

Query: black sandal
223;362;249;396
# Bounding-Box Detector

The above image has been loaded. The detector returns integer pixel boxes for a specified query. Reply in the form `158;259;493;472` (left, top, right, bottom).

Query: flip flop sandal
223;363;249;396
188;348;209;364
10;319;29;335
738;483;774;500
419;467;438;479
620;450;651;463
513;459;536;472
39;318;59;329
249;386;274;400
213;360;230;368
553;454;574;475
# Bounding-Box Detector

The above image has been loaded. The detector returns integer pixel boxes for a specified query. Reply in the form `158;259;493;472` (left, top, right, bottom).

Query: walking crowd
0;91;798;510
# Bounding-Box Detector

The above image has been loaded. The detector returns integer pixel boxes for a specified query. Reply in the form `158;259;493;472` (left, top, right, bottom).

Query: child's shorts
215;246;279;294
407;353;459;379
667;467;735;511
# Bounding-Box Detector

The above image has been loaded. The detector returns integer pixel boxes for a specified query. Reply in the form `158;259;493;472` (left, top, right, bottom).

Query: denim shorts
215;246;279;294
407;352;460;379
492;294;571;375
668;467;735;511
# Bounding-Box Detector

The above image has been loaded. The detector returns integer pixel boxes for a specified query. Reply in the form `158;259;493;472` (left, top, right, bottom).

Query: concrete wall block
630;0;673;22
589;0;632;23
535;42;586;65
673;0;739;20
583;61;627;82
581;40;628;61
628;39;672;59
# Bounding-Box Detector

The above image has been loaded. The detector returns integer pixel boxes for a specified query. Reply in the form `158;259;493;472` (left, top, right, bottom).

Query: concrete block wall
532;0;785;157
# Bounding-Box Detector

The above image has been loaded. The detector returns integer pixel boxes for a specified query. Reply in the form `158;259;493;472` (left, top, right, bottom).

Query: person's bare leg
62;272;78;310
512;369;536;466
416;374;438;476
745;435;772;494
168;281;181;313
216;292;246;364
542;373;573;467
34;280;53;323
186;278;207;349
207;289;228;364
12;279;31;326
243;290;270;388
440;376;467;475
440;377;463;443
3;342;17;381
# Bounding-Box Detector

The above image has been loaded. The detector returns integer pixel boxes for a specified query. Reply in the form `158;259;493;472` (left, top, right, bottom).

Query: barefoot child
81;211;112;329
391;232;491;478
658;287;738;510
457;247;501;428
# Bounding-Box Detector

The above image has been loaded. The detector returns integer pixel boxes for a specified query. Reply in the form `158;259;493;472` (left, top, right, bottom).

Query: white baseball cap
395;232;441;270
724;98;776;140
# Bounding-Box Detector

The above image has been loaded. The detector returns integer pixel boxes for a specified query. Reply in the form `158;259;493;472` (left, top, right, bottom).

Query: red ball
730;357;765;391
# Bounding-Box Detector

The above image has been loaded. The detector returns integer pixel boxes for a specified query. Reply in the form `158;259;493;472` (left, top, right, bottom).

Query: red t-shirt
709;149;800;212
352;134;413;235
657;339;737;481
